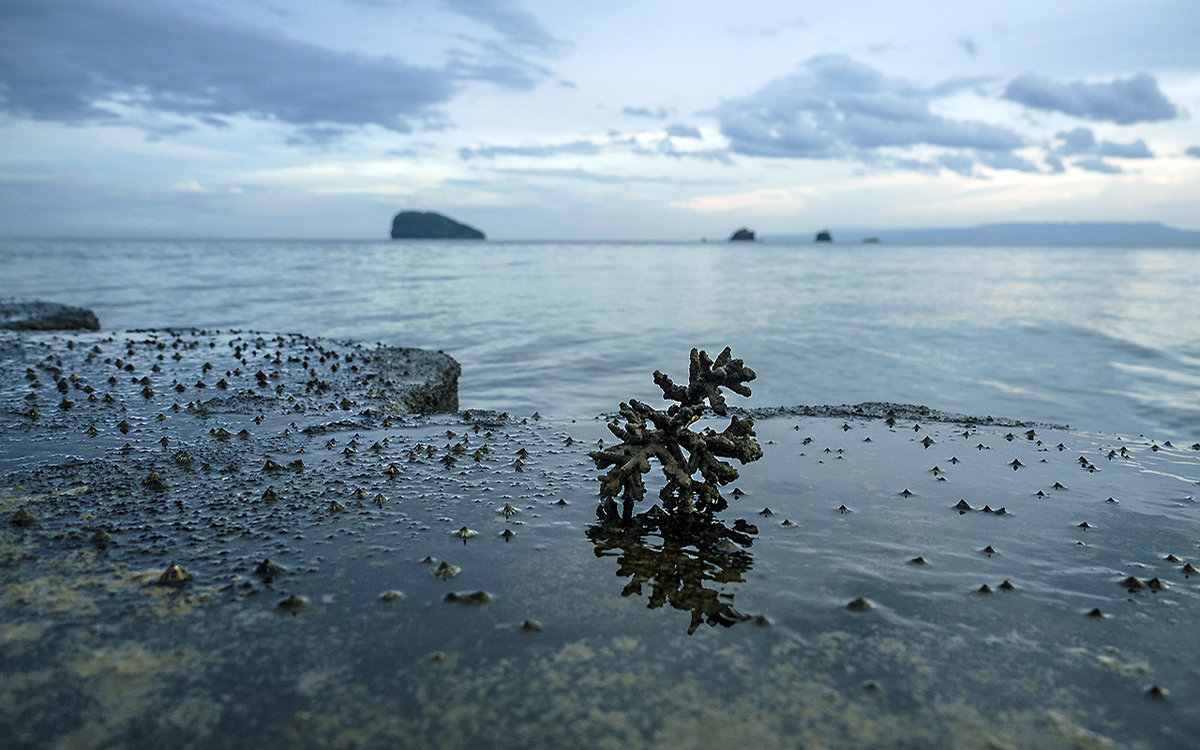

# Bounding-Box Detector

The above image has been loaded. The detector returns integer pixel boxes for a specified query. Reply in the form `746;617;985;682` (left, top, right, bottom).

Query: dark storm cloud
1053;127;1153;158
1002;73;1177;124
0;0;550;135
714;55;1024;166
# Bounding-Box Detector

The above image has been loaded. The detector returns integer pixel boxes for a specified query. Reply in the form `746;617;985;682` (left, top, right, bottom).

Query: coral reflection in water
587;507;757;635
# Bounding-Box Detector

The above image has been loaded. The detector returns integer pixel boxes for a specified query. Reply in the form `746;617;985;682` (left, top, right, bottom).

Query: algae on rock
589;347;762;519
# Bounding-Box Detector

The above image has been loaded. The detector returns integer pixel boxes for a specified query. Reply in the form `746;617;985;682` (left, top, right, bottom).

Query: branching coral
590;347;763;518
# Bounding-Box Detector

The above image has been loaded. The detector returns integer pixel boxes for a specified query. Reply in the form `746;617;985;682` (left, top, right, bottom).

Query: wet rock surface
0;329;459;457
2;336;1199;748
0;298;101;331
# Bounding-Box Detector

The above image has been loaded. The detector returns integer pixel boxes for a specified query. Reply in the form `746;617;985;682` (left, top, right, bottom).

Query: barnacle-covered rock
589;347;762;518
254;558;284;581
277;594;309;612
157;561;193;585
142;470;168;491
444;590;493;605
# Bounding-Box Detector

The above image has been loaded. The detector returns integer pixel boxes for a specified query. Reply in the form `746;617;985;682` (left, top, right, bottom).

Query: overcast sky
2;0;1199;239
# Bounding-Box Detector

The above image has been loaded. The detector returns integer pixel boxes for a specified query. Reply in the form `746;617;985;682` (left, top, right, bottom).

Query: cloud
0;0;552;137
665;124;702;139
458;140;602;160
1073;157;1123;174
440;0;566;54
1003;73;1177;124
460;133;731;165
1187;146;1200;158
1053;127;1153;159
726;17;806;38
976;150;1040;173
1054;127;1097;155
622;106;670;119
1097;139;1152;159
714;54;1024;173
1044;154;1066;174
485;167;689;184
958;38;978;57
638;139;732;164
937;154;976;176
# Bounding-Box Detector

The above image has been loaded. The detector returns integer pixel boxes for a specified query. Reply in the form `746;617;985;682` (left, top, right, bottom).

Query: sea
3;238;1199;438
5;237;1200;747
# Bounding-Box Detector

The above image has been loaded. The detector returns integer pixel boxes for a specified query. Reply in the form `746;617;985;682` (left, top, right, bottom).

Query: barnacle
589;347;762;518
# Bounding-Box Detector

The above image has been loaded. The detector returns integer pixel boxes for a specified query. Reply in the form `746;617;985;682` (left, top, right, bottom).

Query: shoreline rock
0;329;460;429
0;298;101;331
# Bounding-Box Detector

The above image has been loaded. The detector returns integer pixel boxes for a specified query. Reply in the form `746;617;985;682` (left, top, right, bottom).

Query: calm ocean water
3;238;1199;438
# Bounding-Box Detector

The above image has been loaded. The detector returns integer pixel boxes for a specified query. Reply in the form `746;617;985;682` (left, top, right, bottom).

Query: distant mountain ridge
765;222;1200;246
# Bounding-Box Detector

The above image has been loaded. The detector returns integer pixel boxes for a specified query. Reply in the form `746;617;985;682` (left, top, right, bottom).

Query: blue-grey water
3;238;1199;437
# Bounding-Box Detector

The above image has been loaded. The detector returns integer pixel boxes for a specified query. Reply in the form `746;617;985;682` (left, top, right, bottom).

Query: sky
2;0;1199;240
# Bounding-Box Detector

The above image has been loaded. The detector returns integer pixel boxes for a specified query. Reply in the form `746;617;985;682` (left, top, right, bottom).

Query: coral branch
589;348;762;518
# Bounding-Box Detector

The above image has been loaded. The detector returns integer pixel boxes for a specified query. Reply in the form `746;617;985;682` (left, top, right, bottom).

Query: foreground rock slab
0;298;100;331
1;329;459;453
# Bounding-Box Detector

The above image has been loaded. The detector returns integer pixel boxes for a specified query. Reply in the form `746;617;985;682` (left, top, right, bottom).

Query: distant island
815;229;832;242
765;222;1200;246
390;211;485;240
729;227;756;242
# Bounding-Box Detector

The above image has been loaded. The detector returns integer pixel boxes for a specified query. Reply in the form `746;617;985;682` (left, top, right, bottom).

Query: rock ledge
1;298;101;330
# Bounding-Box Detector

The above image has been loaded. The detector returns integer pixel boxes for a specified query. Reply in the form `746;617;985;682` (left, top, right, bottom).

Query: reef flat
2;330;1199;749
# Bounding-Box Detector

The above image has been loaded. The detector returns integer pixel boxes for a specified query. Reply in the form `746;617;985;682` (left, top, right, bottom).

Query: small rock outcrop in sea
390;211;485;240
815;229;833;242
729;227;756;242
0;299;100;331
